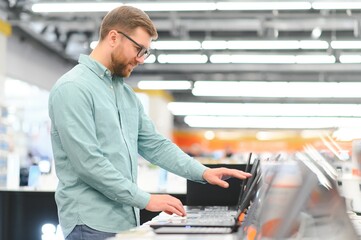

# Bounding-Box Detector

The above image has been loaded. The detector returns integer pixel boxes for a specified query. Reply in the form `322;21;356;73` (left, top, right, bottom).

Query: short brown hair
99;6;158;41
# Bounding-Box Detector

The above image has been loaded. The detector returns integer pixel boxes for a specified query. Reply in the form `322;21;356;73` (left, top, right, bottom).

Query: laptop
150;155;261;234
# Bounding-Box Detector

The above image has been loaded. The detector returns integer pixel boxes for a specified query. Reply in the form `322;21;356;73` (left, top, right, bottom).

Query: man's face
111;27;152;77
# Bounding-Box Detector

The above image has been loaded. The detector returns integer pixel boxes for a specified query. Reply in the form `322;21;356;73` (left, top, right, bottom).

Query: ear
108;30;118;47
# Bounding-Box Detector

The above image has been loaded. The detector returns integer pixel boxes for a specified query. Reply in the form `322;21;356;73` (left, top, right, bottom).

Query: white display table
108;211;238;240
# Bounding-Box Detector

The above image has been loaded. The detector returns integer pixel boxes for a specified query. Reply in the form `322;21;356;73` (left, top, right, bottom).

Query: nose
136;55;145;65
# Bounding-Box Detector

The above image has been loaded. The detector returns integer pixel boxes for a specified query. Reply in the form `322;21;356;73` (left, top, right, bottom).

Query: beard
110;51;134;78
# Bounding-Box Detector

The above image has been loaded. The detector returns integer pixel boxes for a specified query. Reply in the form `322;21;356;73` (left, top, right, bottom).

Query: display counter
108;212;238;240
109;211;361;240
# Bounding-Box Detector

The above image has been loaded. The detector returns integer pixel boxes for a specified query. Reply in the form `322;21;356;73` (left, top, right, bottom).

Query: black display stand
186;164;248;206
0;190;58;240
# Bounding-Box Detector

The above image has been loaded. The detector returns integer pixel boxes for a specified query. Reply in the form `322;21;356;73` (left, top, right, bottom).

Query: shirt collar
78;54;124;83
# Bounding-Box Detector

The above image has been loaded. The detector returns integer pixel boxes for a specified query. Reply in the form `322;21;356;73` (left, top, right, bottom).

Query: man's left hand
202;168;252;188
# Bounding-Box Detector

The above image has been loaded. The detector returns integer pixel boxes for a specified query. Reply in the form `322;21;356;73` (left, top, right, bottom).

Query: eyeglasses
117;31;151;59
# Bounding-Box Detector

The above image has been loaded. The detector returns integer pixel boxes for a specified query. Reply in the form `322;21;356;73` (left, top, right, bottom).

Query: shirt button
110;86;113;89
100;74;104;78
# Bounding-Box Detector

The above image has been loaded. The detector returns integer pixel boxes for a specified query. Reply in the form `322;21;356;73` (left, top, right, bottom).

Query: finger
168;196;186;213
170;201;186;216
212;178;229;188
166;204;185;216
223;169;252;179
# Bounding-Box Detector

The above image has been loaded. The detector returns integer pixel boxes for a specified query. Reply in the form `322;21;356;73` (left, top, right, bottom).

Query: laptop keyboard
185;208;238;223
154;226;233;234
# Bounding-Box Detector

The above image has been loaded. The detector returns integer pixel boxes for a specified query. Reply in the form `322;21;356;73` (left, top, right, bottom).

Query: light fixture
151;41;201;50
203;40;328;50
93;39;328;51
204;131;215;140
209;54;335;64
157;54;208;63
333;128;361;141
192;81;361;98
227;40;300;49
210;54;296;63
168;102;361;117
202;41;227;49
31;1;361;13
31;2;217;13
184;116;361;129
339;55;361;63
295;55;335;64
312;2;361;10
216;1;312;10
138;80;192;90
90;40;98;49
299;40;328;49
127;2;217;11
311;27;322;39
331;41;361;49
32;2;122;12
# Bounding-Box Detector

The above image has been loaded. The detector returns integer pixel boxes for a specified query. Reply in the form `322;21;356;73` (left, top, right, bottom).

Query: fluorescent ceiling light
312;2;361;10
210;54;296;63
128;2;217;11
158;54;208;63
299;40;328;49
151;41;201;50
31;1;361;13
210;54;335;64
32;2;122;12
331;41;361;49
333;128;361;141
94;39;328;51
227;40;300;49
138;80;192;90
295;55;335;64
184;116;361;129
216;1;311;10
339;55;361;63
209;54;232;63
205;40;328;50
168;102;361;117
202;41;227;49
192;81;361;98
31;2;216;13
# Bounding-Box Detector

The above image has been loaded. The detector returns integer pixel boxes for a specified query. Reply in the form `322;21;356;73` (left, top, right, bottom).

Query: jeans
66;225;116;240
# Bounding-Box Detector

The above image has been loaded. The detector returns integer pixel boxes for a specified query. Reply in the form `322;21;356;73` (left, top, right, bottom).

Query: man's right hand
145;194;186;216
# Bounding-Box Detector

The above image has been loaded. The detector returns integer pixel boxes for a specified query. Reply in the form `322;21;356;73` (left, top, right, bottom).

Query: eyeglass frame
116;31;151;59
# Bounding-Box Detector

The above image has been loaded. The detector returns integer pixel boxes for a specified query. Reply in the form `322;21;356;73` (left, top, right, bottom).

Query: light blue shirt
48;54;208;237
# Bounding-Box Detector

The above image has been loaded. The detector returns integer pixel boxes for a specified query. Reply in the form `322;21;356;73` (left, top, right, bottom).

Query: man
48;5;251;240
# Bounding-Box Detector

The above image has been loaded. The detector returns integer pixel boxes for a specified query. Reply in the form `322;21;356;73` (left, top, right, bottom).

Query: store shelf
0;105;9;187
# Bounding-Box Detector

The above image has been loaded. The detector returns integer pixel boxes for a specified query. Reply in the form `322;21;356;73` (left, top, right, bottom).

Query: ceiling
3;0;361;131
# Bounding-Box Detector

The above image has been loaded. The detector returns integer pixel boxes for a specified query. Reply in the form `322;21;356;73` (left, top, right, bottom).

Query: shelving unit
0;105;8;187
